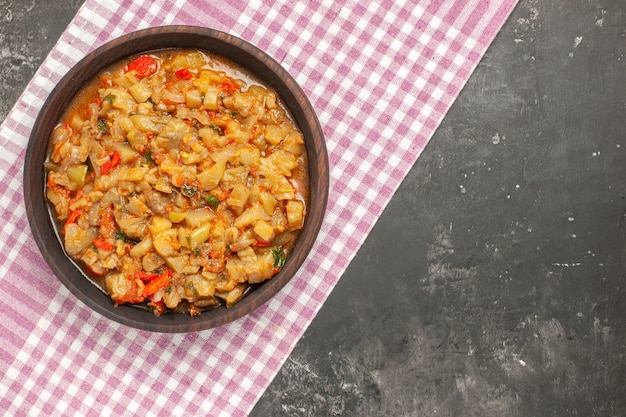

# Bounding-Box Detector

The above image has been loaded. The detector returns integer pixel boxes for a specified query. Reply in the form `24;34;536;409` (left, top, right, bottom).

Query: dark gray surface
0;0;85;121
2;1;625;416
252;1;626;416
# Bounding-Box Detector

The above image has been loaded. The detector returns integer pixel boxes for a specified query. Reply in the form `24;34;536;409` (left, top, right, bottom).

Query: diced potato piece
128;82;153;103
112;72;139;88
268;150;298;176
234;203;270;229
258;191;276;215
193;70;225;93
169;54;190;70
198;126;221;147
159;154;185;175
126;129;148;151
168;211;186;223
161;119;191;141
221;166;248;188
130;238;153;259
226;183;250;209
286;200;304;230
125;197;150;218
142;252;165;272
238;146;261;167
46;187;63;206
270;176;295;200
152;229;178;257
165;255;198;274
222;91;253;116
225;252;275;284
189;223;211;247
254;220;274;242
64;224;97;257
105;272;143;304
282;130;305;155
184;208;215;228
162;286;181;309
112;142;140;164
130;114;160;133
203;87;220;110
149;215;172;235
216;283;247;307
103;88;136;112
196;158;227;190
115;210;148;239
66;164;88;187
154;177;172;193
185;90;203;108
118;166;149;182
185;274;214;297
265;124;287;145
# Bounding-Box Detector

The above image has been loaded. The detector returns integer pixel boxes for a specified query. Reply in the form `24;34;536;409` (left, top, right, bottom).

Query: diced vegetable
44;49;309;316
127;55;158;78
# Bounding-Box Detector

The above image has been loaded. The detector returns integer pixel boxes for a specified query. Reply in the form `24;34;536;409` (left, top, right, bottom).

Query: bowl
23;26;329;333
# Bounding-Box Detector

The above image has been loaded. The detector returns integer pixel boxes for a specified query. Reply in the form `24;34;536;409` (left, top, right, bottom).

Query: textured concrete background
2;1;625;416
252;1;626;416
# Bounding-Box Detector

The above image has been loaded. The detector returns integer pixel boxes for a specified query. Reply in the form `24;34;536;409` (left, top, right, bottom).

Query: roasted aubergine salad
45;50;308;316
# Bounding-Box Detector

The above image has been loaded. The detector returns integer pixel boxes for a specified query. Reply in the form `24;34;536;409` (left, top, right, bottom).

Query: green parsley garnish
143;150;155;164
181;183;198;197
103;94;116;103
272;247;287;269
115;231;129;242
97;118;108;133
205;194;219;209
209;124;223;135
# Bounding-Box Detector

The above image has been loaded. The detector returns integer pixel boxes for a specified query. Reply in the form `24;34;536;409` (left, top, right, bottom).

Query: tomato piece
100;151;120;175
63;209;81;234
219;79;239;93
174;68;193;80
127;55;158;78
136;270;160;282
93;237;114;251
142;270;172;297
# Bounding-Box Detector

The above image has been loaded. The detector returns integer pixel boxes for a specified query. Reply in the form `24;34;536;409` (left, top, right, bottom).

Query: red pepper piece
219;79;240;93
63;209;81;234
100;151;120;175
142;269;172;297
93;237;114;251
174;68;193;80
127;55;158;78
136;270;160;282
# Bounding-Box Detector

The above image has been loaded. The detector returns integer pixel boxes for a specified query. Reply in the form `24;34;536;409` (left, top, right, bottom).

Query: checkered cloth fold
0;0;517;415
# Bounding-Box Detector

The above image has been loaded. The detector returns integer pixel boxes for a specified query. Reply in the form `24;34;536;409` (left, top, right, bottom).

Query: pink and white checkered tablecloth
0;0;518;415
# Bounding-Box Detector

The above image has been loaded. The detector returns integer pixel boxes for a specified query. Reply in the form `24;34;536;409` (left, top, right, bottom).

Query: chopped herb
143;150;155;163
272;247;287;269
146;97;155;106
97;118;108;133
165;286;172;294
209;124;223;135
194;247;201;256
103;94;116;103
230;111;238;118
186;282;199;295
115;231;129;241
205;194;219;209
181;183;198;197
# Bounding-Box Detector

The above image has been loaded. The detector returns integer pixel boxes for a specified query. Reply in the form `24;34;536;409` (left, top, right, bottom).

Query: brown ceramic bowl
23;26;328;333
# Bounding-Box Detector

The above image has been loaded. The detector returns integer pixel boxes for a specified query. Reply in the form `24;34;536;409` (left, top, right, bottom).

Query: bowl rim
23;25;329;333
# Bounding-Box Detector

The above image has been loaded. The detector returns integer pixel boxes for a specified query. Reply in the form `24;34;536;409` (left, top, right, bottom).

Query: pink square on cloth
0;0;518;415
